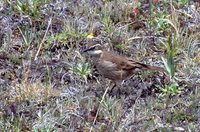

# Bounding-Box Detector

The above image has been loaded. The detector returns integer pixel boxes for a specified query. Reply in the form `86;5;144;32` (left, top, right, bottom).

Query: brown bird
83;44;166;93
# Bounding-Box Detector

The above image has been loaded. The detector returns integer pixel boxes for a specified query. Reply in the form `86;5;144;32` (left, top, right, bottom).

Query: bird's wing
119;58;143;70
100;60;118;69
101;51;165;72
101;52;141;70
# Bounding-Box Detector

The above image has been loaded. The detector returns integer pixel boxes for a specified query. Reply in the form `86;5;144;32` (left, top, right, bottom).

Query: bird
83;43;166;93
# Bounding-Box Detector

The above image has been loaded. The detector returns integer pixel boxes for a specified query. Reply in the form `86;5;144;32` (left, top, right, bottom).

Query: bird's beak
82;48;90;53
82;47;95;53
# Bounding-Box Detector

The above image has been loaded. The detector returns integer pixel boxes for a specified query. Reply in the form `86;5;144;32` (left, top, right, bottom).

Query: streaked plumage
83;44;165;82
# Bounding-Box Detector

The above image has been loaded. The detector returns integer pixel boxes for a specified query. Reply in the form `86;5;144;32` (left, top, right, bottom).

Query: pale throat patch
88;50;102;55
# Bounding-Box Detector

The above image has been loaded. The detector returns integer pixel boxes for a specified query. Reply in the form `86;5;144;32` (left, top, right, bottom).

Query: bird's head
83;44;103;56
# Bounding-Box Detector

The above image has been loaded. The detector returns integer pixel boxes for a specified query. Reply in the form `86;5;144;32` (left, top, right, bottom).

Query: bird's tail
135;62;166;73
127;59;166;73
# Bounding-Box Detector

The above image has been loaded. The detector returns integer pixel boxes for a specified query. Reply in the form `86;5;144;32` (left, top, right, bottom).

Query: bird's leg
116;86;121;97
108;82;117;96
109;81;123;97
117;80;125;95
121;80;125;85
114;80;126;97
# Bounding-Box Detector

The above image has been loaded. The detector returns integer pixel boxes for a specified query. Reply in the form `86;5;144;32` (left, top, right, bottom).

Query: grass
0;0;200;131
